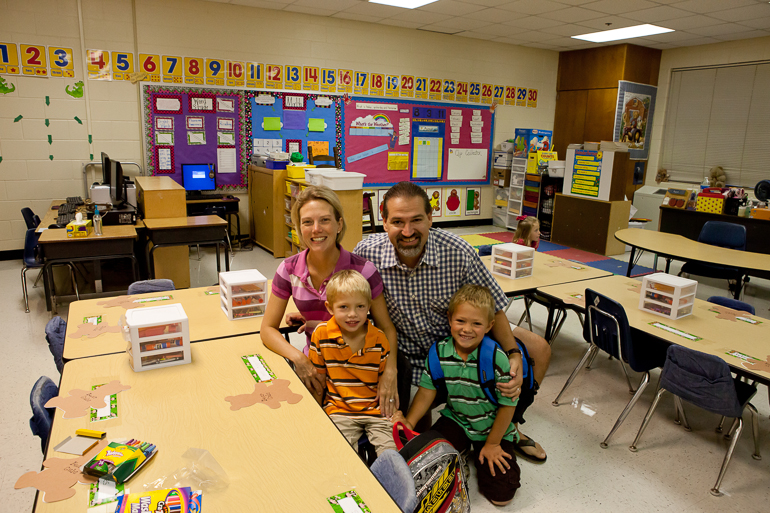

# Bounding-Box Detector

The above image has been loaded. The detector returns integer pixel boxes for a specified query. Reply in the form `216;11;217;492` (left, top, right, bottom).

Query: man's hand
497;354;523;399
285;312;307;333
377;366;399;418
478;443;512;477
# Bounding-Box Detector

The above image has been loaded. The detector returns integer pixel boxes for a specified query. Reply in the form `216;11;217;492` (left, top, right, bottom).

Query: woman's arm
261;296;324;396
370;294;399;417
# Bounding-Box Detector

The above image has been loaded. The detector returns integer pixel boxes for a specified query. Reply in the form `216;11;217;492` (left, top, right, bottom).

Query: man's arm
490;311;524;397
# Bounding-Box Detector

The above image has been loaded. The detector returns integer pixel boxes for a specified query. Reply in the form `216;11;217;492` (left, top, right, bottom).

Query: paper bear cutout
544;259;584;270
225;379;303;411
97;296;145;309
561;293;584;307
743;355;770;373
15;438;108;503
67;322;122;339
45;380;131;419
445;189;460;212
709;304;756;323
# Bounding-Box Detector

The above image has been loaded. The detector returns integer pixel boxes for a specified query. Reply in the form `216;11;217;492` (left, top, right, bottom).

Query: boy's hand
285;312;307;333
478;443;512;477
391;411;410;428
377;366;399;418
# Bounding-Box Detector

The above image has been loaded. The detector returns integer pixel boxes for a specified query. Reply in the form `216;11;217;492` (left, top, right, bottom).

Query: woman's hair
326;269;372;305
447;284;496;323
291;185;346;247
513;217;539;244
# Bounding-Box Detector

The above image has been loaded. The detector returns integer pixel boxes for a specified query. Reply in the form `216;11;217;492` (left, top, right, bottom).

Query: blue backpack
426;335;533;406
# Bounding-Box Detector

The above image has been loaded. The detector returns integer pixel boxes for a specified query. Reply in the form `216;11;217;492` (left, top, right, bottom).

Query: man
355;182;551;462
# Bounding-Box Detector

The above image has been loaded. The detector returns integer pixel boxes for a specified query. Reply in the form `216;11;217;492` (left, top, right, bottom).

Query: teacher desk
64;284;297;360
36;335;400;513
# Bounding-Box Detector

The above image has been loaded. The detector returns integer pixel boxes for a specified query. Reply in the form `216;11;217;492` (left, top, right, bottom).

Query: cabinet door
250;168;274;252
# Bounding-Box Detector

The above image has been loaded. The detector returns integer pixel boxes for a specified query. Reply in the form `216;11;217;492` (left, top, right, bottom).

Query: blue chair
680;221;748;299
21;207;40;229
45;316;67;374
553;289;667;448
22;229;79;313
706;296;755;315
128;279;176;295
370;449;417;513
630;345;760;496
29;376;59;453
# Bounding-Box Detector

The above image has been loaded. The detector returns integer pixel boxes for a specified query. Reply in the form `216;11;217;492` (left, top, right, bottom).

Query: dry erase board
343;97;494;187
143;85;248;190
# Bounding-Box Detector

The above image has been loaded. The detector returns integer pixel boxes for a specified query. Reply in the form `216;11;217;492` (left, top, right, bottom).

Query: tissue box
66;219;93;238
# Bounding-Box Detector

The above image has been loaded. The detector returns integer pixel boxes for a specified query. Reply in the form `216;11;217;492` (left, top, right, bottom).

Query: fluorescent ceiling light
572;24;674;43
370;0;439;8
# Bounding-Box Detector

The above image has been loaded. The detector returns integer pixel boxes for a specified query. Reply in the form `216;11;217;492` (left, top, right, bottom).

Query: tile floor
4;227;770;512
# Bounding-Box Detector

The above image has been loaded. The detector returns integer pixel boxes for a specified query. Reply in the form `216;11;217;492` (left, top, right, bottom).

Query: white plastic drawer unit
491;243;535;279
219;269;269;320
123;303;191;372
638;273;697;320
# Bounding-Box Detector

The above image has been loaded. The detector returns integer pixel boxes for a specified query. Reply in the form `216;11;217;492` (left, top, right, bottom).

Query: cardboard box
493;151;512;167
512;129;553;158
750;207;770;220
492;167;511;187
66;218;92;238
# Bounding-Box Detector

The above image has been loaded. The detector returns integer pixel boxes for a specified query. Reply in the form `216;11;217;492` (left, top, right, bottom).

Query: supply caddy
638;273;697;320
219;269;268;320
123;304;191;372
490;243;534;279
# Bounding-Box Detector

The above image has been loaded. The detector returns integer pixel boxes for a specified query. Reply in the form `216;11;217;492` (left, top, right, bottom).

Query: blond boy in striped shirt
309;270;397;456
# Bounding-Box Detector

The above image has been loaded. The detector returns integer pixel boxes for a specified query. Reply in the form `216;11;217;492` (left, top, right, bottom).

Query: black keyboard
67;196;84;205
193;194;224;200
57;213;76;225
58;203;77;214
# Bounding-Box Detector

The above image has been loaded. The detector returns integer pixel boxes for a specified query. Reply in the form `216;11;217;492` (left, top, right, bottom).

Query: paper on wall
450;120;462;128
217;132;235;145
187;131;206;145
472;115;482;122
308;140;329;157
387;152;409;171
158;148;172;170
156;98;180;111
217;147;237;174
217;97;234;112
155;132;173;145
451;126;460;133
473;110;481;115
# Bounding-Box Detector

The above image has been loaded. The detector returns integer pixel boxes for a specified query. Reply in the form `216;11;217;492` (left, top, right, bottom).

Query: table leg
224;239;230;271
653;254;659;272
215;242;221;274
93;258;103;293
626;247;636;277
43;263;53;312
665;258;672;273
543;300;556;342
148;243;156;279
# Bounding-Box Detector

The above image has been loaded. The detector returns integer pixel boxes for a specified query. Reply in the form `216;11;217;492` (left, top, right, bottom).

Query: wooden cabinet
551;193;630;256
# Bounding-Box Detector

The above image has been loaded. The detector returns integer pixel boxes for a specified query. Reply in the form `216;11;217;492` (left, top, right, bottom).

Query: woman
261;185;400;417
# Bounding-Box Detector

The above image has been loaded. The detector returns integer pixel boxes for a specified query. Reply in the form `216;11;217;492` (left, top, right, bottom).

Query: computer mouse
49;223;68;229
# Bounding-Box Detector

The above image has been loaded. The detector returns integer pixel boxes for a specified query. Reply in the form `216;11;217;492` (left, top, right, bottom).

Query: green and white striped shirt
420;337;519;443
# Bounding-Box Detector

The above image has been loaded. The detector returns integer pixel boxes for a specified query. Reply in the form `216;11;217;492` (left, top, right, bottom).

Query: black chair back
698;221;746;251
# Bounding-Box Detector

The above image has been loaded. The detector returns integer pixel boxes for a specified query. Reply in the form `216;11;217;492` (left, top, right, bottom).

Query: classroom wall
0;0;558;251
646;36;770;190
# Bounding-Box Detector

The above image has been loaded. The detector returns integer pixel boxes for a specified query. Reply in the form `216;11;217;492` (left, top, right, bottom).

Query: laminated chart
412;137;442;180
570;149;602;198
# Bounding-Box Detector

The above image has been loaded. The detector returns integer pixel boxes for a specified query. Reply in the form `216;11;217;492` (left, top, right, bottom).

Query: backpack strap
427;341;448;405
478;336;500;406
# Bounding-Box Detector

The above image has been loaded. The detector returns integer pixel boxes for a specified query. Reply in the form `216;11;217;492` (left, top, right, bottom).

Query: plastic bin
320;171;366;191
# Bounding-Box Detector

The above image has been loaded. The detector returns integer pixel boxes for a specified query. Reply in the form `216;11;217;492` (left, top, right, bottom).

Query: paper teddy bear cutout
709;304;757;322
225;379;303;411
97;296;145;309
544;259;584;270
15;438;109;503
67;321;122;339
743;356;770;373
45;380;131;419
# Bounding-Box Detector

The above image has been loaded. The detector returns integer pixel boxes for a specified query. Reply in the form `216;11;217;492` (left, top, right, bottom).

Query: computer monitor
182;164;216;196
110;160;126;209
101;152;111;185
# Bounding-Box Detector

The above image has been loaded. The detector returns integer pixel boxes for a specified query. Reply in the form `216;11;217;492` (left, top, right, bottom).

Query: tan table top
537;274;770;382
39;224;137;243
37;336;399;513
64;284;296;359
615;228;770;272
144;215;227;230
37;200;144;234
482;252;613;295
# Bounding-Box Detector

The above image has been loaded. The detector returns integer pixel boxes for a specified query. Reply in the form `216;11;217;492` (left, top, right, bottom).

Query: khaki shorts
331;415;397;456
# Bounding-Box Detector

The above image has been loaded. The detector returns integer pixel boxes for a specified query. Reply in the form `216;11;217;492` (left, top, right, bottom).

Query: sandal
513;435;547;464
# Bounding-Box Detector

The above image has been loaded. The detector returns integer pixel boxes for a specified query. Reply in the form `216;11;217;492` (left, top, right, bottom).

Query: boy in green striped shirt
393;284;521;506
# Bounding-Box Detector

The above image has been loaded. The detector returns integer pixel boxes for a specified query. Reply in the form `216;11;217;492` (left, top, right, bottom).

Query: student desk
482;253;613;341
614;228;770;280
38;225;139;313
186;195;241;243
63;284;297;360
537;274;770;385
36;335;401;513
144;216;229;278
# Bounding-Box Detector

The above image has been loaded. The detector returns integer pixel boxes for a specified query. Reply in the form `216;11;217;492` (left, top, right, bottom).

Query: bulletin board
142;85;249;190
343;97;494;187
245;91;343;163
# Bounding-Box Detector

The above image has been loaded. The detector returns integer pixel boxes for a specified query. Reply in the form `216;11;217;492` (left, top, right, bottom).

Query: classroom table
64;284;297;360
35;335;401;512
614;228;770;281
537;274;770;385
144;216;229;278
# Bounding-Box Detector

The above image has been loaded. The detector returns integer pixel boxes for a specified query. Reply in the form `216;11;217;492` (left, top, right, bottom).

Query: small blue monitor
182;164;216;192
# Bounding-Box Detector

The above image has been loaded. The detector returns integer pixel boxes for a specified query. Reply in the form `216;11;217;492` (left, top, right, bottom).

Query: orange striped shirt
309;317;389;417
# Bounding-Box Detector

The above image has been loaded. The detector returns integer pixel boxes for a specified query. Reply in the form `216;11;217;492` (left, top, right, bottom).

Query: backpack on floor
427;335;533;406
393;422;470;513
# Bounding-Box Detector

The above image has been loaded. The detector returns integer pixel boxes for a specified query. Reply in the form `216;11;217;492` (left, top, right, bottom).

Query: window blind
660;63;770;188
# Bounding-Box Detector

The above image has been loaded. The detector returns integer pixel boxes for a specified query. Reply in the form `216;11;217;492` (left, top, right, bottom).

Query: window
660;62;770;188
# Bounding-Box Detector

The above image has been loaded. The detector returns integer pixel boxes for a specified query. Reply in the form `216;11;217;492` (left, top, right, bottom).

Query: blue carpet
537;240;569;252
584;257;655;278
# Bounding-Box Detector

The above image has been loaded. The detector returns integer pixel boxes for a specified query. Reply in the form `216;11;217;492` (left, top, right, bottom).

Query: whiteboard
447;148;488;181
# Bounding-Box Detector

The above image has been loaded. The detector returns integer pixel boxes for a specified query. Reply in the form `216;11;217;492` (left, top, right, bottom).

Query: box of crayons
84;439;158;484
114;487;203;513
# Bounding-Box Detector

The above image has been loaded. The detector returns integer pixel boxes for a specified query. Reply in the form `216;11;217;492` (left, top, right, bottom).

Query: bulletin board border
347;96;496;188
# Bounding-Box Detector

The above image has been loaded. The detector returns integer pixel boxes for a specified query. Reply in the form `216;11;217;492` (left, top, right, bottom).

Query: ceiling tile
284;5;341;16
427;17;493;30
456;30;499;40
331;12;385;23
540;23;598;37
378;18;424;29
686;23;755;37
419;25;462;34
546;6;606;23
709;4;770;23
551;0;599;5
714;29;770;41
738;17;770;30
519;41;561;50
581;0;658;16
491;36;529;45
496;0;568;15
575;15;639;31
290;0;359;11
229;0;291;8
661;15;724;31
417;0;486;16
455;0;514;6
545;36;596;47
514;30;563;42
640;30;704;43
501;16;566;30
388;10;453;24
341;2;405;17
483;23;530;36
676;36;722;46
673;0;758;14
466;7;519;22
620;5;692;24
